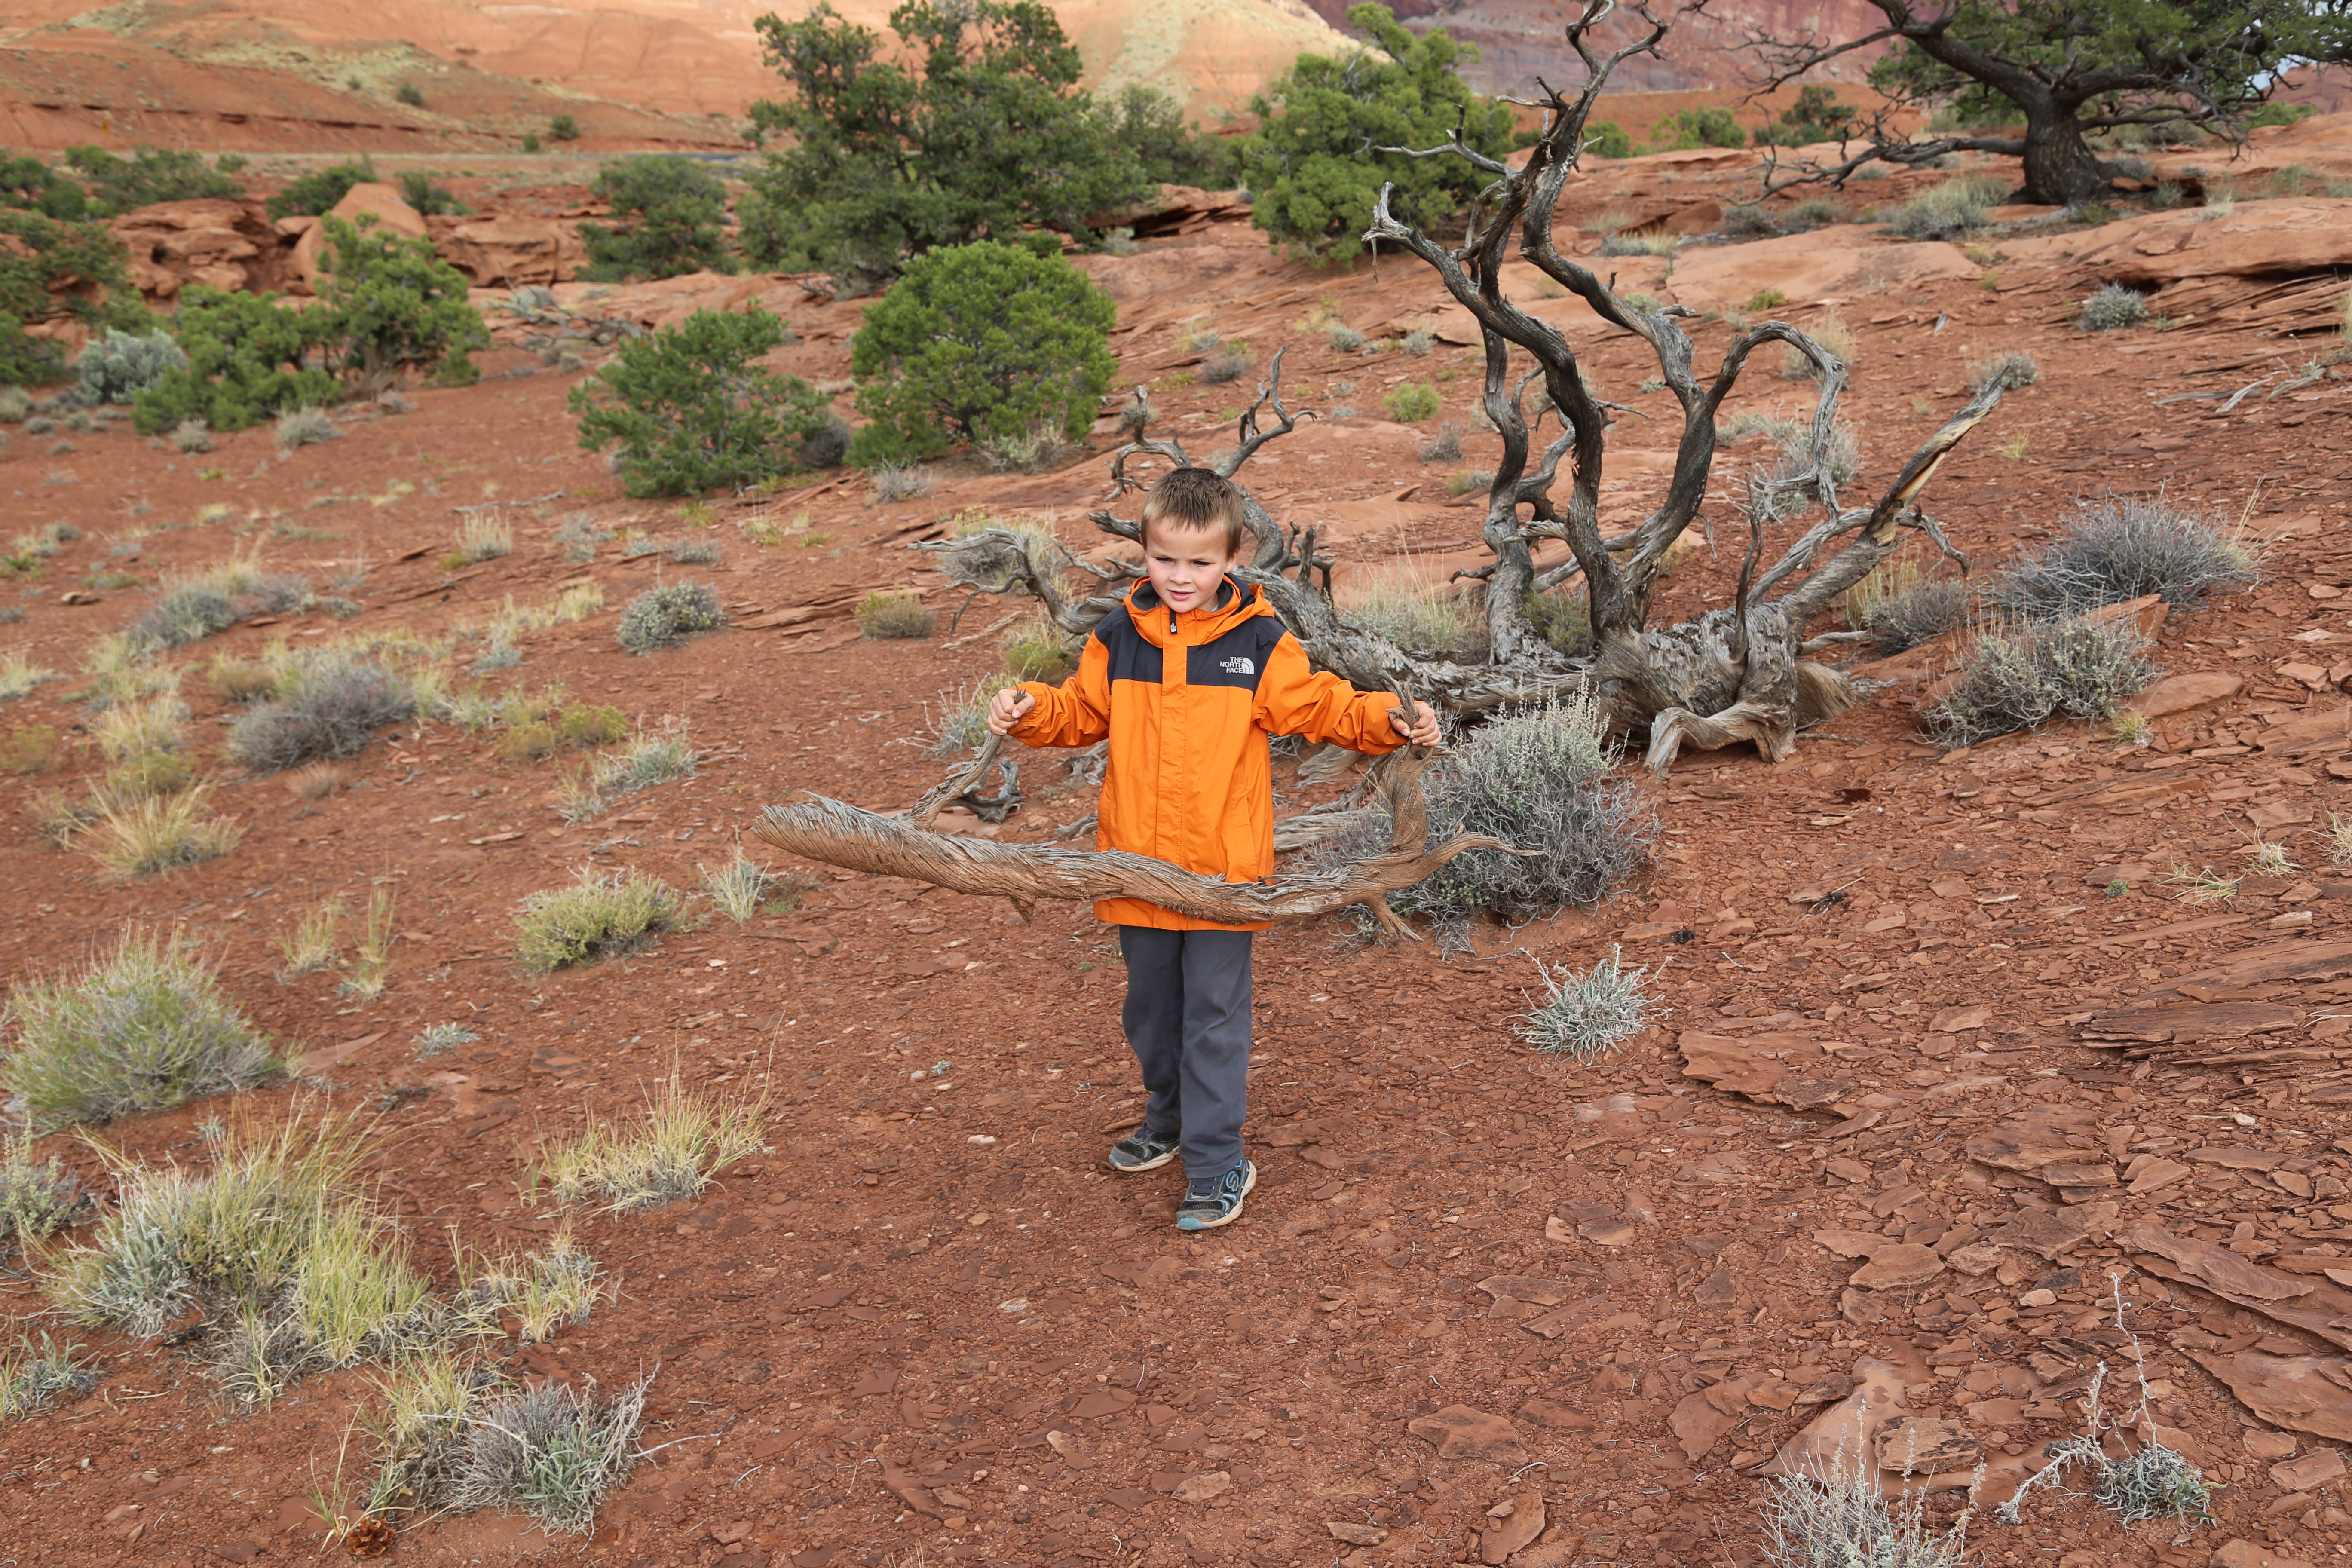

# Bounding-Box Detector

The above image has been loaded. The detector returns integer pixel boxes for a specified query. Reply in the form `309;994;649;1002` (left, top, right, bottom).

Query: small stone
1480;1492;1546;1564
1171;1471;1232;1504
2017;1287;2057;1307
1407;1405;1528;1463
2244;1431;2298;1462
1326;1522;1386;1545
1929;1005;1990;1034
1944;1240;2003;1276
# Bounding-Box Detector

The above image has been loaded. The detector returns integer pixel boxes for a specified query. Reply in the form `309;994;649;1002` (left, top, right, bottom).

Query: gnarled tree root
752;741;1511;938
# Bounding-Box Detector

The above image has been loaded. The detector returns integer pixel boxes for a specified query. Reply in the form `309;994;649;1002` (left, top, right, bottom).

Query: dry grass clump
0;723;62;775
1924;617;2158;746
274;406;341;452
0;1334;98;1419
1340;567;1484;654
77;783;244;878
1885;175;2005;239
129;547;311;652
445;1375;648;1534
535;1070;767;1212
1001;616;1077;683
1;1130;85;1262
699;853;775;924
1844;554;1971;653
1200;347;1254;385
924;675;1012;756
205;654;278;705
339;885;397;1001
412;1022;478;1060
555;723;698;822
855;589;932;639
1781;313;1856;379
977;424;1077;473
0;652;55;701
1761;1463;1972;1568
3;926;279;1130
450;1229;608;1344
276;899;345;977
514;869;683;973
1516;946;1658;1060
450;510;513;566
43;1111;436;1407
869;461;936;504
1988;496;2259;619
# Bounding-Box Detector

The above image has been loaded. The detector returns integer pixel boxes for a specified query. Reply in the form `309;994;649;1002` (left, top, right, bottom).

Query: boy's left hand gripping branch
750;704;1496;940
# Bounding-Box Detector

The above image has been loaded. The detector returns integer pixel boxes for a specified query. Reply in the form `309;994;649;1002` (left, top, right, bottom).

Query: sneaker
1174;1159;1257;1231
1108;1126;1180;1173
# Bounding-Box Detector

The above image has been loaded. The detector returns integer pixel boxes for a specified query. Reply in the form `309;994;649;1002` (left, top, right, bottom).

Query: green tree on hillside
738;0;1173;285
314;214;489;394
1233;4;1519;266
581;155;734;281
1739;0;2352;203
0;210;148;385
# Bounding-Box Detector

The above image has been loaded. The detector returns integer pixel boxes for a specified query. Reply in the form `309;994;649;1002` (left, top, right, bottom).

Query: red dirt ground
2;142;2352;1568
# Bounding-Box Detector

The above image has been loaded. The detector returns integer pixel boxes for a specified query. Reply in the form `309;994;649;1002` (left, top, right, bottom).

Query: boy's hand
987;688;1037;735
1393;700;1441;748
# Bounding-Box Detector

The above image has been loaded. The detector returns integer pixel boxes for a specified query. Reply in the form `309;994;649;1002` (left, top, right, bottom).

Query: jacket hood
1125;576;1271;644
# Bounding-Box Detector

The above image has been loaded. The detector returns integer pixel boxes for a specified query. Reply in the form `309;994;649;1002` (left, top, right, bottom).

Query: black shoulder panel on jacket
1094;604;1163;686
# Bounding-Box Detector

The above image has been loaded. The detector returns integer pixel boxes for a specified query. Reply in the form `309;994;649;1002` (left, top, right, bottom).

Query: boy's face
1141;521;1243;614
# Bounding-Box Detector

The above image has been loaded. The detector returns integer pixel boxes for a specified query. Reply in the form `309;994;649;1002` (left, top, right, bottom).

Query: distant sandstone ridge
0;0;1367;150
1305;0;1892;96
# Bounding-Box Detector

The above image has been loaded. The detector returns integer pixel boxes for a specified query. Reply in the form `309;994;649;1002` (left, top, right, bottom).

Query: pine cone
344;1517;395;1559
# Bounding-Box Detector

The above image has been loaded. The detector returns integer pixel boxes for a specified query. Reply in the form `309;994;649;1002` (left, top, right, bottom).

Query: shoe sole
1174;1161;1257;1231
1108;1146;1177;1173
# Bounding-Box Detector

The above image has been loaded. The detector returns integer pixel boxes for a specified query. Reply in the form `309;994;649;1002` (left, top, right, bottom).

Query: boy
988;467;1439;1230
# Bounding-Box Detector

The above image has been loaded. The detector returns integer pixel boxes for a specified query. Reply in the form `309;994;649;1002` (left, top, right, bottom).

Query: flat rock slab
1408;1405;1528;1463
2187;1352;2352;1445
2127;671;2244;717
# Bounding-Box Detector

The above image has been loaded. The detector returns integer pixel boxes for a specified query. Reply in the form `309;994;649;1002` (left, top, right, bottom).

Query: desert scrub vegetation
339;885;397;1001
0;651;55;701
2;926;279;1130
700;853;777;924
276;898;345;977
535;1070;767;1212
1968;350;2040;393
1844;554;1970;653
1780;313;1856;379
847;241;1117;466
226;649;419;772
1001;616;1078;683
1989;496;2259;618
1313;686;1653;942
855;588;931;639
448;508;512;566
78;783;245;879
1516;946;1657;1060
43;1112;440;1406
0;723;63;774
445;1375;649;1534
1760;1461;1971;1568
76;327;187;405
412;1022;479;1061
1885;175;2004;239
1;1129;84;1262
554;723;699;822
2077;283;2149;331
571;306;831;496
91;692;193;797
1339;568;1483;654
580;153;732;281
449;1229;608;1344
129;545;311;651
273;405;340;452
1925;617;2159;746
925;675;1012;755
1382;380;1442;422
0;1334;98;1419
515;869;684;972
616;580;727;654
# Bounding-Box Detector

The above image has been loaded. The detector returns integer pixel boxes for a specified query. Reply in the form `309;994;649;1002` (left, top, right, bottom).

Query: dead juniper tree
929;0;2004;777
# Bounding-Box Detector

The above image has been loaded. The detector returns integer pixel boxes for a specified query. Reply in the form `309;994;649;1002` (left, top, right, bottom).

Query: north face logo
1220;656;1255;676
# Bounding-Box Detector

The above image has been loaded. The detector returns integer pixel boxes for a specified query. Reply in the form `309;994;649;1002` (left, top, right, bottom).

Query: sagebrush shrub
273;406;340;451
848;241;1116;466
2078;284;2148;331
570;306;830;497
854;590;931;639
448;1378;647;1534
225;653;416;771
616;581;727;654
2;927;280;1131
1383;381;1441;422
1969;350;2040;393
1925;618;2158;745
1886;177;2003;239
1517;946;1656;1060
76;329;187;405
1314;688;1651;937
1990;496;2259;618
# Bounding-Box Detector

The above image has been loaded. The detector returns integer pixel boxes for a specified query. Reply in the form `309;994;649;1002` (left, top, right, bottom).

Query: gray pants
1118;925;1253;1184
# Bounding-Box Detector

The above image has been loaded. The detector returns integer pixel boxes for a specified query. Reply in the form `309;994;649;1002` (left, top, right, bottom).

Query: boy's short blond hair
1140;466;1248;557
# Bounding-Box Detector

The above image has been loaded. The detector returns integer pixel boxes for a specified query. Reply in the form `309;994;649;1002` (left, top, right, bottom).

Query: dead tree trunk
926;0;2003;777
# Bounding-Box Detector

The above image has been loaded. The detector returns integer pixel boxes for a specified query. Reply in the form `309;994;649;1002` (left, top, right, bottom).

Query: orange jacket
1011;576;1408;931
